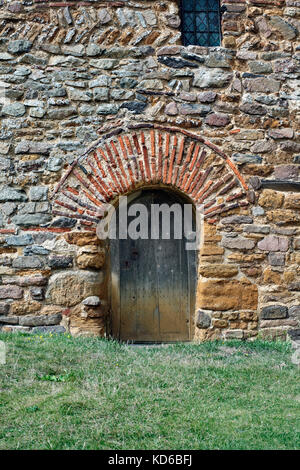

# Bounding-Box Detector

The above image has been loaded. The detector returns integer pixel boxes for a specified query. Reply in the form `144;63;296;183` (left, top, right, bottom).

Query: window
181;0;222;47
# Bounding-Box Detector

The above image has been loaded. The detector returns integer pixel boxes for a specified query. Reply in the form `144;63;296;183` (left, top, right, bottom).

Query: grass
0;332;299;450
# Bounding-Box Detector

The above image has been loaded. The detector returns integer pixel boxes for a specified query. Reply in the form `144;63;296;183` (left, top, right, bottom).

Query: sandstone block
198;279;258;311
199;264;238;278
258;190;284;209
76;252;105;269
284;194;300;210
46;271;103;307
11;300;41;315
200;245;224;256
64;232;100;246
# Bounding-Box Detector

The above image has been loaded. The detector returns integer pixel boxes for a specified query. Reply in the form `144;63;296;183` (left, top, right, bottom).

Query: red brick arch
52;123;251;229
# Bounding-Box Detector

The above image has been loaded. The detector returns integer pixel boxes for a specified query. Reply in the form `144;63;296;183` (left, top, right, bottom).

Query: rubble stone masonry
0;0;299;341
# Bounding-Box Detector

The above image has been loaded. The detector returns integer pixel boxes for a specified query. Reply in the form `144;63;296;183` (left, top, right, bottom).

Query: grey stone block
31;325;66;334
196;310;211;329
261;305;288;320
19;313;62;327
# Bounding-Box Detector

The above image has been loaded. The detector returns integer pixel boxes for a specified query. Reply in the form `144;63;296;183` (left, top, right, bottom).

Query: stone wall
0;0;299;341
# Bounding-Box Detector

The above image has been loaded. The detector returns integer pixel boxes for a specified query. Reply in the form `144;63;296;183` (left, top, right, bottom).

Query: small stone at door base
82;296;101;307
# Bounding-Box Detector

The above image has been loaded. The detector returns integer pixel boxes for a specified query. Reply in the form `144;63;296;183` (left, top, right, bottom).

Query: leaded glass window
181;0;222;47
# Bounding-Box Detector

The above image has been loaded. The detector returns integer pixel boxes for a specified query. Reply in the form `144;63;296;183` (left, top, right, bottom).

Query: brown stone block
64;232;101;246
294;239;300;251
266;209;300;225
258;189;284;209
0;247;17;254
243;165;274;177
40;305;63;316
204;233;222;243
199;255;224;263
221;312;239;321
266;151;295;165
284;194;300;210
46;271;103;307
205;328;222;340
203;223;222;242
247;321;258;330
119;30;134;46
290;253;300;264
242;267;262;277
223;36;236;48
213;319;228;329
200;244;224;256
11;300;41;315
144;31;160;45
70;326;106;337
239;311;258;321
229;321;248;330
283;271;296;284
197;279;258;311
69;303;106;337
228;253;266;263
263;268;282;285
199;264;238;278
13;270;51;278
76;252;105;269
194;328;208;342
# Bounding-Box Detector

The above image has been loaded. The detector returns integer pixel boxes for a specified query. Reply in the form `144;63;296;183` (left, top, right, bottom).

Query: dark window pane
183;13;195;31
183;0;194;11
208;12;220;32
207;0;219;11
209;33;220;46
181;0;221;46
196;13;208;32
195;0;208;11
196;33;209;46
183;32;196;46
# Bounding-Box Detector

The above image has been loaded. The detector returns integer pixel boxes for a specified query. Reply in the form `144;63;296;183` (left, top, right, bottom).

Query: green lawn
0;332;299;450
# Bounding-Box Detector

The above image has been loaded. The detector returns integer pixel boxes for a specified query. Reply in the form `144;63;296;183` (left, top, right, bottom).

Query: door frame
108;185;197;343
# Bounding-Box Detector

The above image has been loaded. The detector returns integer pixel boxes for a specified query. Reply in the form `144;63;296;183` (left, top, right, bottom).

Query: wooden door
111;189;196;342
